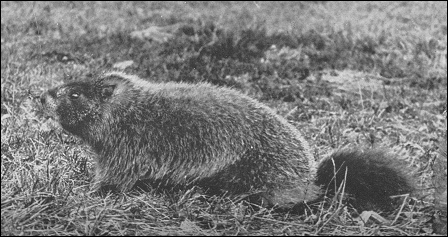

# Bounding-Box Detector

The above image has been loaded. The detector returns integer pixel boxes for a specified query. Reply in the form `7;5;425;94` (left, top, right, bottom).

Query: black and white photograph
1;1;446;235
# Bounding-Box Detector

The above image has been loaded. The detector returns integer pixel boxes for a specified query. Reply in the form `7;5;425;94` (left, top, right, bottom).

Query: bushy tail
314;149;415;211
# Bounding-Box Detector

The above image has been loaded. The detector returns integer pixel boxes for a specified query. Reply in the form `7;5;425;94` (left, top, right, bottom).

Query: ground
1;1;447;236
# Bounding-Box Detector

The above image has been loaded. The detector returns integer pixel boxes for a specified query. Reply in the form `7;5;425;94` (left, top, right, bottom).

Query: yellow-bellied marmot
41;71;415;210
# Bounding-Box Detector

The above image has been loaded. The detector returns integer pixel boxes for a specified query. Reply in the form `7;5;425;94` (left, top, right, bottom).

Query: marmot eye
70;92;80;99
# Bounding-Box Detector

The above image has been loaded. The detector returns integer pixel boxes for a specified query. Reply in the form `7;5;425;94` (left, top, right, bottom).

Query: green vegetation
1;1;446;235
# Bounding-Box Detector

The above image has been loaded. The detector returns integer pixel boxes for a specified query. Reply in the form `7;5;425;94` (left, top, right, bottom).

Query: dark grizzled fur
41;71;415;210
316;150;414;211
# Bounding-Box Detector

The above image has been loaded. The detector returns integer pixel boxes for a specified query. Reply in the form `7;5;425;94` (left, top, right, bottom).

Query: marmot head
40;72;129;137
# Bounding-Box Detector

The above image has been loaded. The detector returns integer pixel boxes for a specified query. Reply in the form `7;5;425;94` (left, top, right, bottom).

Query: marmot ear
101;85;116;99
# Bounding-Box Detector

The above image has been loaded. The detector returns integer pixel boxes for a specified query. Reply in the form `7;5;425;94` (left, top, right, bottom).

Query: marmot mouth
41;113;58;122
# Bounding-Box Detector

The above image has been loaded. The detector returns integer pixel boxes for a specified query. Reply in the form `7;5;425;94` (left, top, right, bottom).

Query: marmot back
41;71;415;210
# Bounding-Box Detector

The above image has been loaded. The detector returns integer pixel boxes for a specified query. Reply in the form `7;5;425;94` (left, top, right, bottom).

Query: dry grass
1;1;446;236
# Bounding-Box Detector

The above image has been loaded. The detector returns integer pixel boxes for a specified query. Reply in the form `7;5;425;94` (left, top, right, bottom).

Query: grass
1;1;447;236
